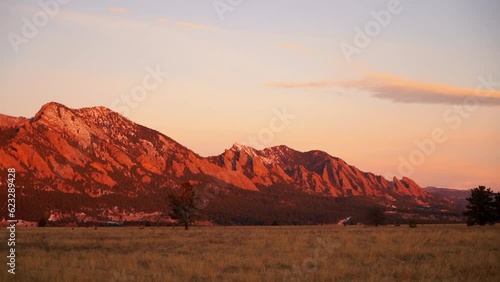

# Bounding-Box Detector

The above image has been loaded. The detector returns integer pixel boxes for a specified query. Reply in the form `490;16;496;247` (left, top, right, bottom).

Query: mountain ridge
0;102;455;222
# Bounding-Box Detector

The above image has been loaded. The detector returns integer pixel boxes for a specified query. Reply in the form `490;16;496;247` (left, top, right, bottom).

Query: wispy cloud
174;21;212;29
57;10;147;30
274;42;315;53
264;72;500;106
158;18;168;23
108;7;129;14
263;80;332;88
339;72;500;105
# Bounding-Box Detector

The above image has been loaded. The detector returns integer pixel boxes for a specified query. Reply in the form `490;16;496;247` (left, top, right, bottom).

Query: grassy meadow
2;225;499;281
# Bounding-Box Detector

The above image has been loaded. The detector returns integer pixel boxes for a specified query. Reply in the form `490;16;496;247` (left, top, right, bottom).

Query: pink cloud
264;72;500;106
174;21;212;29
108;7;129;14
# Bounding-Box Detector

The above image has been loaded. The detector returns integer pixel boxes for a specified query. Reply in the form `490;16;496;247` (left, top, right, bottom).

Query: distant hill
424;187;470;212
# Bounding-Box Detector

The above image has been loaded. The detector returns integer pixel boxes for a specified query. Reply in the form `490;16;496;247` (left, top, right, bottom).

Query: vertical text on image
6;168;17;275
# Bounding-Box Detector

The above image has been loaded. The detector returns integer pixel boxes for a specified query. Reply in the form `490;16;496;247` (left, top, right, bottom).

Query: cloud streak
263;80;331;88
57;10;147;30
340;73;500;106
108;7;129;14
175;21;213;29
56;10;213;33
264;72;500;106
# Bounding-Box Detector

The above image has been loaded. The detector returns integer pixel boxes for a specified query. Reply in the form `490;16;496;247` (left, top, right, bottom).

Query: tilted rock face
208;144;433;202
0;102;433;206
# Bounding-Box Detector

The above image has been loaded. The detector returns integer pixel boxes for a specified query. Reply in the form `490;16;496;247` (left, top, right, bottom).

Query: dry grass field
2;225;499;282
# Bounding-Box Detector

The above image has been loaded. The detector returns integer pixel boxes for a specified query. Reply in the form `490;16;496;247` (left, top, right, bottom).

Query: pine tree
464;186;496;226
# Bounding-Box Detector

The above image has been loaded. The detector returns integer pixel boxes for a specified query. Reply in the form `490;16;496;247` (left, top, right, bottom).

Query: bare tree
168;182;202;230
366;206;386;227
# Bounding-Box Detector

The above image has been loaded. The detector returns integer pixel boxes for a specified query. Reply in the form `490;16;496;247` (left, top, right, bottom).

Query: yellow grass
2;225;499;281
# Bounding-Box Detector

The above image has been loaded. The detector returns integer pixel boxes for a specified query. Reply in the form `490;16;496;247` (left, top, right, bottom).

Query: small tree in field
464;186;496;226
408;220;417;228
168;182;202;230
366;206;386;227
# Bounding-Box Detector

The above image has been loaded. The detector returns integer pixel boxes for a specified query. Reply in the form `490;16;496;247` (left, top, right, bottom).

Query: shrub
38;217;48;227
466;218;475;226
408;220;417;228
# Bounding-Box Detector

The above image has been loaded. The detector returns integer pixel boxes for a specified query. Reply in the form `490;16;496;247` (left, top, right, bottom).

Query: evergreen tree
464;186;496;226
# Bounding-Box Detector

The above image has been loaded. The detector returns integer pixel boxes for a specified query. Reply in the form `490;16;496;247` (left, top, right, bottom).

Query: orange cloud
339;72;500;105
263;80;332;88
108;7;128;14
274;43;315;53
175;21;212;29
264;72;500;106
158;18;168;23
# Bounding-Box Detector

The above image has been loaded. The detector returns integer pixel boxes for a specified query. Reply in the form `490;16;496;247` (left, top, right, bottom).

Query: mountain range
0;102;464;224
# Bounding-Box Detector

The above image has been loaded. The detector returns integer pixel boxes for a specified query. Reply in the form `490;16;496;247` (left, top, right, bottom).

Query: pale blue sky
1;0;499;190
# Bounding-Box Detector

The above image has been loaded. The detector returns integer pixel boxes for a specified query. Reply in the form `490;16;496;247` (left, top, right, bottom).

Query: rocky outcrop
208;143;432;202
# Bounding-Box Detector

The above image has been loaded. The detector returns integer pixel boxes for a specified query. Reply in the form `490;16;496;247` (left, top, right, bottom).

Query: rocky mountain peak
34;102;118;122
263;145;295;155
75;105;123;121
230;143;258;157
34;101;67;118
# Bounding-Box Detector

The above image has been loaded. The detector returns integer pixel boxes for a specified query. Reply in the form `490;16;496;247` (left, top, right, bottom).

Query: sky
1;0;499;190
